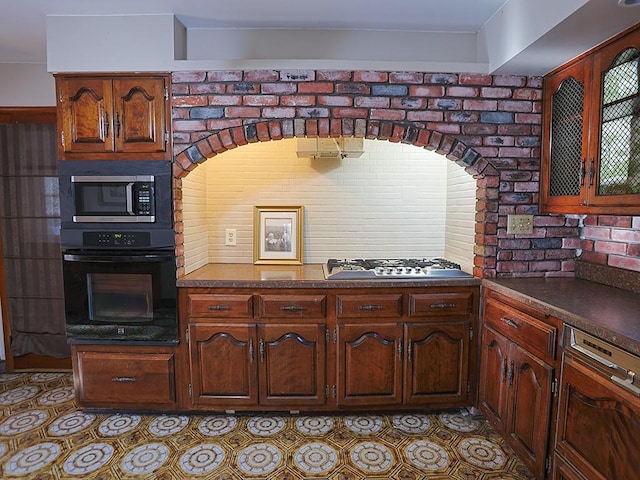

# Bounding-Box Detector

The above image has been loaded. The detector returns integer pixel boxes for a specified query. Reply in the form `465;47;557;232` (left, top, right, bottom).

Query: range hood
296;137;364;159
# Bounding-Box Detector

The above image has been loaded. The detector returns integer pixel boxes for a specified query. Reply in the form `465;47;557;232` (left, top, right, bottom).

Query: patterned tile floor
0;372;535;479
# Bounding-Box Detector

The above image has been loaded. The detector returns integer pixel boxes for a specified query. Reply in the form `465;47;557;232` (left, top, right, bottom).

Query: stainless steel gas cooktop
323;258;473;280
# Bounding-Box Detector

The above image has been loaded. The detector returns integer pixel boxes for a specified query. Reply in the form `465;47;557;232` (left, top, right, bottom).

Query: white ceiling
2;0;640;75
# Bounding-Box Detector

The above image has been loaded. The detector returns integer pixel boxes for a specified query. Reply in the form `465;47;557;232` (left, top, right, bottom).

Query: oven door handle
63;253;173;263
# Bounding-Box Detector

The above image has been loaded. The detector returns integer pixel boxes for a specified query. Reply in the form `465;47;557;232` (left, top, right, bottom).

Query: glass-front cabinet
542;25;640;214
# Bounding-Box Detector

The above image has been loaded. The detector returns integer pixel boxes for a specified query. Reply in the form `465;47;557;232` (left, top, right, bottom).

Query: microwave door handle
126;183;135;215
63;253;173;263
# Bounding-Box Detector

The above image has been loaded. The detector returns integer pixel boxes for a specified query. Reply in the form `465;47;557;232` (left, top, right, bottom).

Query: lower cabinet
189;322;326;408
336;322;472;408
479;290;558;480
181;285;479;412
554;353;640;480
71;344;180;410
337;323;403;406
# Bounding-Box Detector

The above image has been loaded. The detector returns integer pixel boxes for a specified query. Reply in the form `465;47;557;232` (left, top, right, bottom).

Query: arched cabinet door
258;323;326;406
56;74;170;160
404;322;470;405
337;323;403;407
58;77;113;154
541;24;640;214
556;354;640;480
189;323;258;406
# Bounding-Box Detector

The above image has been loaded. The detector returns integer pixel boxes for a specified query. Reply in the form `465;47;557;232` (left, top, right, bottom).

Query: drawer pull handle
358;304;383;311
501;317;520;329
611;374;640;396
281;305;304;312
112;376;136;383
430;303;457;309
207;305;231;311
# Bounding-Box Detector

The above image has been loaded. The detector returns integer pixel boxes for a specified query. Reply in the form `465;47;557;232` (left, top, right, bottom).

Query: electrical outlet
507;214;534;235
225;229;237;246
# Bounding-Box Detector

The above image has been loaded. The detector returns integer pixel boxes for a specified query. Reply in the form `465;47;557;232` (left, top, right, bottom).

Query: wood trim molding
0;107;56;124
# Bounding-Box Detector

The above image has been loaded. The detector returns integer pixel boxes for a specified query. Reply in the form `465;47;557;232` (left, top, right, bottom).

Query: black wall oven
58;160;177;345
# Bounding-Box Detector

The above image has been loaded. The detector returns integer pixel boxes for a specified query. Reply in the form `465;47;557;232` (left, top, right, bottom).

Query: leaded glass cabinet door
590;27;640;209
541;58;592;213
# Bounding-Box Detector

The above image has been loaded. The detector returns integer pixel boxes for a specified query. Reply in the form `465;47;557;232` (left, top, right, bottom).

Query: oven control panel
82;231;151;248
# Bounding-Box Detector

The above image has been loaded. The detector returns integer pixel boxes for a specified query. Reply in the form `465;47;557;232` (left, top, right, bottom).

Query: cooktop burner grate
324;258;472;279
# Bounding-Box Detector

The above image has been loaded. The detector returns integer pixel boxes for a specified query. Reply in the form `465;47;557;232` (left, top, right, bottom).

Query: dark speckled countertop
177;263;481;289
483;278;640;356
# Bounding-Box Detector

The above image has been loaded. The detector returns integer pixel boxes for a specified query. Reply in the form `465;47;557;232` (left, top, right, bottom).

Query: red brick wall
581;216;640;271
170;70;583;279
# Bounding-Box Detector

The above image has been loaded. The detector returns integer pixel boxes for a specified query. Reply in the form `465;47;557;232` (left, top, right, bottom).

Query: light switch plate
507;214;534;234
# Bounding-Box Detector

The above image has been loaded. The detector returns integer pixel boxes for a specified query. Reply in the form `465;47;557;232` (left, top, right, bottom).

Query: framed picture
254;206;303;264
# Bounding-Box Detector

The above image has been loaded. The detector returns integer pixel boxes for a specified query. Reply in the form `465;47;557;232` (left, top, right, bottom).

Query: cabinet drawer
259;295;327;318
187;294;253;318
336;294;403;318
408;292;472;317
484;298;557;363
75;351;176;405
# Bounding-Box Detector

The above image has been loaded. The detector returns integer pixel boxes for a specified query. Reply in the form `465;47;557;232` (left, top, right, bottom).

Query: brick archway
170;69;579;280
172;119;499;279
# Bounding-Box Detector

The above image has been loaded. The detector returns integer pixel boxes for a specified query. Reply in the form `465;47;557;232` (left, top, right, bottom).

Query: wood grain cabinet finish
479;291;558;480
404;322;470;406
337;323;403;407
541;25;640;214
186;292;328;410
189;323;259;406
555;354;640;480
56;74;170;160
72;345;178;409
180;285;479;412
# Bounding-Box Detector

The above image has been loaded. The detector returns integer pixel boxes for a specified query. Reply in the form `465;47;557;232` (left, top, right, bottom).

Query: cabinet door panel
589;27;640;206
337;323;402;406
59;78;113;153
556;355;640;480
258;324;326;406
113;78;166;153
478;326;510;432
508;344;554;479
189;324;258;406
404;323;469;405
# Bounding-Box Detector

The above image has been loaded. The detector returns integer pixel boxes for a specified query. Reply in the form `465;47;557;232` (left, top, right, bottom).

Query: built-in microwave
68;174;156;222
58;160;174;247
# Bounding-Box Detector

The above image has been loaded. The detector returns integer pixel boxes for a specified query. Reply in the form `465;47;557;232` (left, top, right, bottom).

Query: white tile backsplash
182;138;475;273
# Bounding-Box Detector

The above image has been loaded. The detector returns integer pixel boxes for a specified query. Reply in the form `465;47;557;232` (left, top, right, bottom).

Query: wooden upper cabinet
56;74;171;160
542;25;640;214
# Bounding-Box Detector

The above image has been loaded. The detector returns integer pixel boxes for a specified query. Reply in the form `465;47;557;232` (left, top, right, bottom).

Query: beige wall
0;64;55;106
182;138;475;273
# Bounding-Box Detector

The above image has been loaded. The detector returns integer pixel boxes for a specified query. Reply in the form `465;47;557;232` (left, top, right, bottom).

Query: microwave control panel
136;183;153;215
